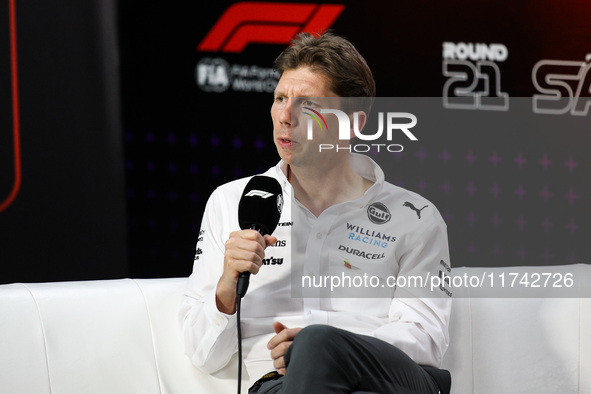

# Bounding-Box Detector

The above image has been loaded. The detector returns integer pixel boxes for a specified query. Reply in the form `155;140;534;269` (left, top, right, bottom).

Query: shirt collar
272;154;385;207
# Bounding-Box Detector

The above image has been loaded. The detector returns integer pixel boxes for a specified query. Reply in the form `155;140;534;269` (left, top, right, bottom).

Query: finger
267;327;299;350
228;230;266;251
225;246;263;266
238;229;267;247
264;235;278;248
273;321;287;334
270;341;291;360
224;243;263;261
266;322;287;350
224;248;263;276
224;233;268;276
267;328;287;350
273;355;286;371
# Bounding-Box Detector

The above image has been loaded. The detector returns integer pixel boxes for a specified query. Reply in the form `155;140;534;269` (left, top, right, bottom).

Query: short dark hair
274;31;376;113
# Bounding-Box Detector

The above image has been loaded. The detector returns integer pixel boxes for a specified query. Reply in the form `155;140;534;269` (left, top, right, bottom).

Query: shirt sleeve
179;187;239;374
372;218;452;367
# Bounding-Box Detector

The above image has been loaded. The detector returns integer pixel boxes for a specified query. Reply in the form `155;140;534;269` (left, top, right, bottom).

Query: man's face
271;66;342;167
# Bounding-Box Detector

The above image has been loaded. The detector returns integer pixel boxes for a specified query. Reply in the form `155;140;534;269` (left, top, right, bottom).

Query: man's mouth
278;137;294;147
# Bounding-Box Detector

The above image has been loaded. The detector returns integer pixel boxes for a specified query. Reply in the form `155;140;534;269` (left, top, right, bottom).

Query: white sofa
1;265;589;394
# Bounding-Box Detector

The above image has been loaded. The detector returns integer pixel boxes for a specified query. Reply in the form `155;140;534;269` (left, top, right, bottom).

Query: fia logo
532;55;591;116
442;42;509;111
195;57;230;92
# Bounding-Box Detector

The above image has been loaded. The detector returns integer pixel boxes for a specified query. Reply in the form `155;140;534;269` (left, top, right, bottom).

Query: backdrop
1;0;126;283
1;0;589;283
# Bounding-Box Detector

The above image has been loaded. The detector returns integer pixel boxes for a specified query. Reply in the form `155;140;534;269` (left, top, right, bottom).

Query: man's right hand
215;230;277;314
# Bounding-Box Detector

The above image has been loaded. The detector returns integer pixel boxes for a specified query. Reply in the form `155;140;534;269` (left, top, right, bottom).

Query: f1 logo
245;190;274;199
198;2;344;53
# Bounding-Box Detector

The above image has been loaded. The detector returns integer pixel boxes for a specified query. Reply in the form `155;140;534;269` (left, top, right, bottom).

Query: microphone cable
236;294;243;394
235;175;283;393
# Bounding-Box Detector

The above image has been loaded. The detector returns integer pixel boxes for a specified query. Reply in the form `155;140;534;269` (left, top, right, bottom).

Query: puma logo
403;201;428;219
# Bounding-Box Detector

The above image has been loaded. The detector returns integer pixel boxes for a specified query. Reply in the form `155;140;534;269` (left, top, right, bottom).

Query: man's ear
349;111;367;139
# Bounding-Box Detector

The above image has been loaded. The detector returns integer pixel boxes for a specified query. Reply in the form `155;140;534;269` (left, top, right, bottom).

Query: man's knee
285;325;345;372
287;324;347;361
293;324;340;349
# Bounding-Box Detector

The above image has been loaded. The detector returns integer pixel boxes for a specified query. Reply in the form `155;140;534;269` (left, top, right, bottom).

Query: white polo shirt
180;154;452;386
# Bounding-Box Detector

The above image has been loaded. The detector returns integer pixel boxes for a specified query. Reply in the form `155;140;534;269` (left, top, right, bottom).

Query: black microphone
236;175;283;297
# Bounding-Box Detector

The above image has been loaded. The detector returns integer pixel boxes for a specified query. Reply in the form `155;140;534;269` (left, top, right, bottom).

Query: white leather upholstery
0;265;589;393
442;264;590;394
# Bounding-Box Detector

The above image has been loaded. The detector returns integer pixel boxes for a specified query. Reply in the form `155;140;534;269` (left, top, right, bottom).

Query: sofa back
0;266;589;393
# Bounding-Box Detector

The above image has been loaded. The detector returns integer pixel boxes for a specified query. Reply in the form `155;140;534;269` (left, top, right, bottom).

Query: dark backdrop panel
119;0;590;278
0;0;127;284
4;1;585;283
119;2;282;278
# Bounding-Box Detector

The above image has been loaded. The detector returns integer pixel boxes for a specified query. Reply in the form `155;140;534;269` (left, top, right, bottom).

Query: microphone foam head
238;176;283;235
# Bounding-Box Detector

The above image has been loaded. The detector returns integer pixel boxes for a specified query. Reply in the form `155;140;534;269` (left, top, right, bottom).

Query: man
180;32;451;393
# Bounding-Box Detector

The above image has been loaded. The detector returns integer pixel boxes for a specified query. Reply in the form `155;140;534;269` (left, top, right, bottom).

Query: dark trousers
250;324;450;394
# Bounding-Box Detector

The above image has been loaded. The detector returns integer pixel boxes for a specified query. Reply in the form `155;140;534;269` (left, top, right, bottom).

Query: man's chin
277;149;293;165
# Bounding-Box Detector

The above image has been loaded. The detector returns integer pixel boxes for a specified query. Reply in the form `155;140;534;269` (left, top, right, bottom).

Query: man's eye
302;100;317;107
275;96;286;103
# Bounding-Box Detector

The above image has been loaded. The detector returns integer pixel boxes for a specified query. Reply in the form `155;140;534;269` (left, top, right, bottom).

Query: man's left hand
267;321;302;375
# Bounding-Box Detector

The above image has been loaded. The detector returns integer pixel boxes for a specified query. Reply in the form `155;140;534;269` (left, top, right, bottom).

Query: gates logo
198;2;344;53
442;42;509;111
532;54;591;116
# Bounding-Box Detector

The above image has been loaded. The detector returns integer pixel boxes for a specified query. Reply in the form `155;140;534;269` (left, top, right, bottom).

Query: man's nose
279;99;296;127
